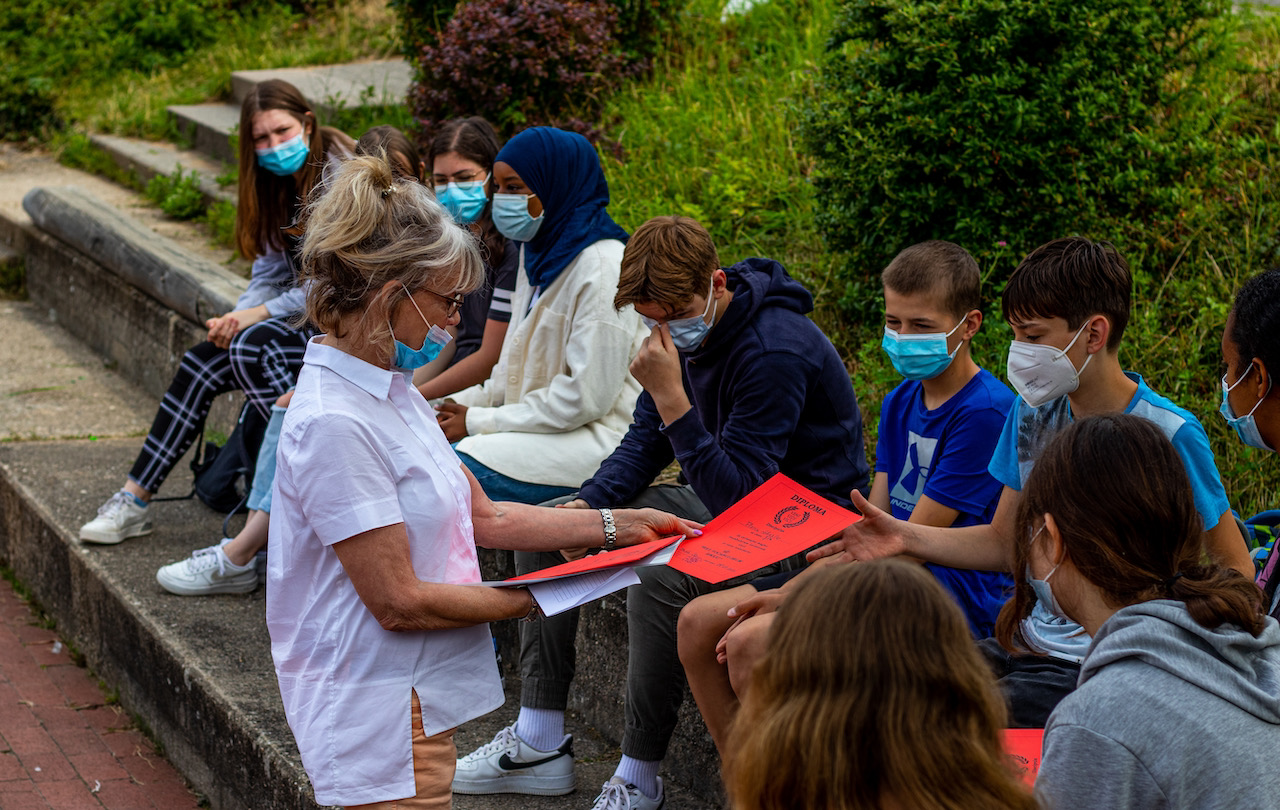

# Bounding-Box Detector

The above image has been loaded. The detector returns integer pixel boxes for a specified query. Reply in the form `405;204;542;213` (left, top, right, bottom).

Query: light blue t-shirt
988;372;1231;663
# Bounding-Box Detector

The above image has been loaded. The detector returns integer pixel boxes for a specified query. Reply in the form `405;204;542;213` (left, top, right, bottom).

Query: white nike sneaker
590;776;665;810
452;723;575;796
79;491;152;545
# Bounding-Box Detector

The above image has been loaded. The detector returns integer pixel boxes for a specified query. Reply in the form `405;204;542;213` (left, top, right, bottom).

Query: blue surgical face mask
881;317;966;381
1026;524;1069;621
390;284;454;370
1220;370;1274;452
435;174;490;225
640;278;719;352
492;192;544;242
256;132;310;177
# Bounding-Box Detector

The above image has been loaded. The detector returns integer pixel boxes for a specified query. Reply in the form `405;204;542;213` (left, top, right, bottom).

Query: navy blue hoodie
577;258;869;515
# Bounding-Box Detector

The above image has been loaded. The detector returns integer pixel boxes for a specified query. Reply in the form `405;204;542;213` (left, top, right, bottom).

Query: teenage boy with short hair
818;236;1252;727
677;240;1015;756
453;215;870;809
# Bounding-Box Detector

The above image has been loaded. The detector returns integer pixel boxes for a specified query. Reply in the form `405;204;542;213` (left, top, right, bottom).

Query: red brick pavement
0;577;203;809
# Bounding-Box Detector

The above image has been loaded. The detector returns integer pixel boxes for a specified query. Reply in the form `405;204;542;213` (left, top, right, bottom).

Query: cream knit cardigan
452;239;645;487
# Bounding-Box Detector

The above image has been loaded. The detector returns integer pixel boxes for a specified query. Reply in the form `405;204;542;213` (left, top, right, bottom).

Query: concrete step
230;60;411;110
91;134;237;209
168;102;241;165
171;60;412;165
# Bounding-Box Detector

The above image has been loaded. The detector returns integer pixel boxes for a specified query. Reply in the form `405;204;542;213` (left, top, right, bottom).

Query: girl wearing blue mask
436;127;646;505
999;414;1279;810
417;117;519;401
1221;267;1280;614
81;79;354;547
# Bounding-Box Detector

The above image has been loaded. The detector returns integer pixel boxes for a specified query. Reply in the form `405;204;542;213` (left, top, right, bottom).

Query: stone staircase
0;61;723;810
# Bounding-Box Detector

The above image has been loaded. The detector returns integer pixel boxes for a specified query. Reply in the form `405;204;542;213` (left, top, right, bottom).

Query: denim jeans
516;484;807;762
455;451;577;505
246;405;288;513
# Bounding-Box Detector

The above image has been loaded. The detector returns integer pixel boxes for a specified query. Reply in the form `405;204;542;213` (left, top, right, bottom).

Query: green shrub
800;0;1243;322
202;200;238;250
146;167;206;220
608;0;687;64
0;70;58;141
390;0;459;58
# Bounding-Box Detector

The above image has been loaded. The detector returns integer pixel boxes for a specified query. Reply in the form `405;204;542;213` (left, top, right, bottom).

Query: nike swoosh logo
498;751;564;771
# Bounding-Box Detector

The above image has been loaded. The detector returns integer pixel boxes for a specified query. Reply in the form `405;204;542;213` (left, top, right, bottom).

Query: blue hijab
495;128;629;289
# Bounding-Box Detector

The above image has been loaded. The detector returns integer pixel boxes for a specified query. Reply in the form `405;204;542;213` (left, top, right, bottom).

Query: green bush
0;70;58;141
390;0;458;59
801;0;1243;321
146;167;206;220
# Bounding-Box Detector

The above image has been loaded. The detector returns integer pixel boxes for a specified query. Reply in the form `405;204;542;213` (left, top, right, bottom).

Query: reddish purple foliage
410;0;633;144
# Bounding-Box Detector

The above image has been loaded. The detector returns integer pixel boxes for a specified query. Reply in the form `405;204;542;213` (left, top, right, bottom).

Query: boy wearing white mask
454;215;870;809
813;236;1251;727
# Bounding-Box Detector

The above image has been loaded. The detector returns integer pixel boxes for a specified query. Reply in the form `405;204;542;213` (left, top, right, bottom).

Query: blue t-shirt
989;372;1232;663
876;369;1016;637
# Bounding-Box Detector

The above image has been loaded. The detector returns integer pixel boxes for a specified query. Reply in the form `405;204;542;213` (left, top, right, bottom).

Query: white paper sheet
518;542;680;615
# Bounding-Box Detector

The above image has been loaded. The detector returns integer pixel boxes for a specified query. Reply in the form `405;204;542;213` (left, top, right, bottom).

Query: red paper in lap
668;473;859;584
1003;728;1044;786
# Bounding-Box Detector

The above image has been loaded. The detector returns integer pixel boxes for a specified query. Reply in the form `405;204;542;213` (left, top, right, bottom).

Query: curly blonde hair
725;560;1038;810
300;153;485;363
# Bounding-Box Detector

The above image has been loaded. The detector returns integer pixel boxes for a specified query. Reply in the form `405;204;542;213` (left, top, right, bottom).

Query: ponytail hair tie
382;185;398;198
1165;572;1185;588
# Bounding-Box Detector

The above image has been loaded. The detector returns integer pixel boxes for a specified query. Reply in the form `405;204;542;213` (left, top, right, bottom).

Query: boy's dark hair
1002;237;1131;351
616;216;720;312
1230;267;1280;378
881;240;980;318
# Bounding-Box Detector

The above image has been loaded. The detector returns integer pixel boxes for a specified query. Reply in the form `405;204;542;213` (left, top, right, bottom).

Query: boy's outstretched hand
807;489;910;564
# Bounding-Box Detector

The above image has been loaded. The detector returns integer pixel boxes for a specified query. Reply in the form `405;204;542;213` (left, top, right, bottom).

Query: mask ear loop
1225;365;1274;419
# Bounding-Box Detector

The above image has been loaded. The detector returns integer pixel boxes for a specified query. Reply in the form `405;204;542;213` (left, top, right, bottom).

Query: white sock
614;756;661;800
514;707;565;752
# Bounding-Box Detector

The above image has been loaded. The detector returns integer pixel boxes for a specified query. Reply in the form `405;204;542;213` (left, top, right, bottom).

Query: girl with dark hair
81;79;353;542
997;414;1280;809
416;116;519;399
435;127;644;504
1221;266;1280;613
726;559;1037;810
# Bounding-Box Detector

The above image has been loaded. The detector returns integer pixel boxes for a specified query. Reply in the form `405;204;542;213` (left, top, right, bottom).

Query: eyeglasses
422;288;466;317
432;169;487;188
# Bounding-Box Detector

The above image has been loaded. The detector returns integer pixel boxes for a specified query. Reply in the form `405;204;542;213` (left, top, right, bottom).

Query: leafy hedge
800;0;1243;320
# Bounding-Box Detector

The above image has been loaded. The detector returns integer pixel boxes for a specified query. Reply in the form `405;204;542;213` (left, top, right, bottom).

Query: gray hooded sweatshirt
1035;600;1280;809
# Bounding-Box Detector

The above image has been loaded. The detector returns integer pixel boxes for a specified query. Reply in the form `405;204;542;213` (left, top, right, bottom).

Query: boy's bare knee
678;586;754;663
726;613;775;695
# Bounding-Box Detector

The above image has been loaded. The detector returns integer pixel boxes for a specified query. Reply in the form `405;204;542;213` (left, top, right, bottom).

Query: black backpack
158;402;269;516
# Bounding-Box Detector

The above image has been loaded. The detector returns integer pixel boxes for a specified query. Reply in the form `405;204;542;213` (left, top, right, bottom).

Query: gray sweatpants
516;484;806;762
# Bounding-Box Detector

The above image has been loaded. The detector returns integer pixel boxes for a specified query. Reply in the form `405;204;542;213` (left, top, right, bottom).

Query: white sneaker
156;540;258;596
452;723;575;796
79;491;153;545
590;776;664;810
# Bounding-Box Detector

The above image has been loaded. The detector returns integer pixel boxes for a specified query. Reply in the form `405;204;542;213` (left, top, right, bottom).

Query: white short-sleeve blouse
267;338;503;807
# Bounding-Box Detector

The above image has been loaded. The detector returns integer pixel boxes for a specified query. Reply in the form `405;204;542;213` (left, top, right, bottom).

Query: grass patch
58;0;399;140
